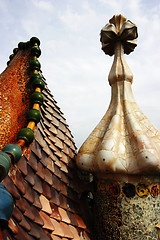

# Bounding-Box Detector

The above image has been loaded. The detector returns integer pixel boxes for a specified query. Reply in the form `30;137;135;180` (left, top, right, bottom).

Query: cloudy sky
0;0;160;149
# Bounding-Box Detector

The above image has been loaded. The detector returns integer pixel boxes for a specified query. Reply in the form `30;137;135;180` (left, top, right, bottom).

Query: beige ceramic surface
76;15;160;177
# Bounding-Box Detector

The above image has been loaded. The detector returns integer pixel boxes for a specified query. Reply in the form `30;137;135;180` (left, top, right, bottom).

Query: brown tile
33;190;42;209
50;124;58;135
42;181;52;199
19;214;31;232
52;155;61;168
51;235;62;240
67;212;78;227
35;129;46;148
12;168;25;194
33;175;43;194
50;188;60;206
16;197;26;213
38;228;51;240
46;106;54;114
43;117;51;128
60;171;69;185
30;205;44;226
44;111;52;121
50;203;62;221
59;194;68;209
12;206;22;222
23;199;35;221
16;156;28;176
25;165;35;186
3;175;20;199
39;211;54;231
31;140;42;159
2;228;13;240
60;162;68;174
60;153;69;164
54;147;62;158
49;132;56;143
54;165;61;179
50;218;64;237
54;137;63;149
69;225;81;240
68;148;75;159
52;175;61;191
52;116;59;127
39;194;52;215
58;207;71;224
44;168;53;185
47;157;55;173
45;136;53;146
28;151;38;171
23;181;34;203
40;150;48;167
28;222;41;239
59;122;66;133
59;222;74;239
43;142;52;156
74;214;86;229
62;143;69;155
36;161;45;179
14;224;33;240
64;136;71;147
57;129;65;141
44;127;51;136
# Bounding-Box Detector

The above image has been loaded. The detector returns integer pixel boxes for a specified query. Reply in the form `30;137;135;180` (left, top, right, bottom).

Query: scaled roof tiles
0;40;90;240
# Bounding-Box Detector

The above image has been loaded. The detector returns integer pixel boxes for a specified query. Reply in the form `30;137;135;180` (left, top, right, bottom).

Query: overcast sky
0;0;160;149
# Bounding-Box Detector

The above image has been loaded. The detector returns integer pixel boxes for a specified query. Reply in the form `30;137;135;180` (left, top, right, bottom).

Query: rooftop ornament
76;14;160;180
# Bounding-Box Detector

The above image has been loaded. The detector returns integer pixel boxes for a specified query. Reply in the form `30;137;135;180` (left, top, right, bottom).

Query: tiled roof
0;41;91;239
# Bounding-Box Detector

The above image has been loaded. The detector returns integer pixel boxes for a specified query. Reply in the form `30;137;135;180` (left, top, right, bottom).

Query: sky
0;0;160;149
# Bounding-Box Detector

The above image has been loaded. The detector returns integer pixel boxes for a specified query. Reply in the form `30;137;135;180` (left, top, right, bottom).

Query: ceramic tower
76;14;160;240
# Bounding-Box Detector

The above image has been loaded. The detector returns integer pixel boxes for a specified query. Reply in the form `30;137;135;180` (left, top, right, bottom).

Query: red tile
50;203;62;221
67;212;78;227
8;218;18;234
74;214;86;229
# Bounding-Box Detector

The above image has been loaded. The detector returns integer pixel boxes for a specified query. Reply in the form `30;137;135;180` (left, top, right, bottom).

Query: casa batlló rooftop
0;14;160;240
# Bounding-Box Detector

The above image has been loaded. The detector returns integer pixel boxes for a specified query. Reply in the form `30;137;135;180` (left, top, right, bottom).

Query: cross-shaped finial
100;14;138;56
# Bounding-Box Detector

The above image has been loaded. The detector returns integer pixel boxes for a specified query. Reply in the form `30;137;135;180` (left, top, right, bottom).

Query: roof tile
39;211;55;231
50;218;64;237
59;222;74;239
42;181;52;200
28;152;38;171
40;194;52;215
50;188;60;206
69;225;81;240
33;175;43;194
16;156;28;176
33;190;42;209
31;140;42;159
44;168;53;185
3;175;20;199
58;207;71;224
50;203;62;221
25;165;35;186
23;181;34;203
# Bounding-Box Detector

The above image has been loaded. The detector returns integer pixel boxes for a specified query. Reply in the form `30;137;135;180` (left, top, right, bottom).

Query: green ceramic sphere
30;59;41;71
31;45;41;58
30;73;41;82
0;152;11;181
27;109;41;124
30;37;40;46
2;144;22;163
17;128;34;146
32;78;45;90
13;48;19;54
18;42;25;50
31;92;44;105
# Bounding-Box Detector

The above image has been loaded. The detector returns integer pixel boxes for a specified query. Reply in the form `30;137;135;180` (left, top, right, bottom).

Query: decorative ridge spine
0;37;45;183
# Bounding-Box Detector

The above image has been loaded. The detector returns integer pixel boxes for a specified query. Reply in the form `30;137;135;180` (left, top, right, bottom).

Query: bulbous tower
76;14;160;239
